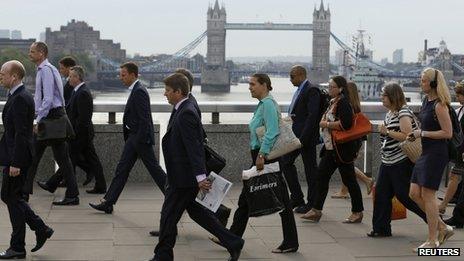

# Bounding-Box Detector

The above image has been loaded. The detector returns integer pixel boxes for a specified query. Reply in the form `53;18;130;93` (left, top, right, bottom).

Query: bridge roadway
0;183;461;260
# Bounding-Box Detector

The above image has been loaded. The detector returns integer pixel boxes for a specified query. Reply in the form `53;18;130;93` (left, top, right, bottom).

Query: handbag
332;112;372;144
255;99;301;160
399;110;422;163
37;108;75;141
204;144;226;174
372;186;407;220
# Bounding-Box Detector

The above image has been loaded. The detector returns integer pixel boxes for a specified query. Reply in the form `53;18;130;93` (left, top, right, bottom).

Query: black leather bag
204;144;226;174
37;107;75;141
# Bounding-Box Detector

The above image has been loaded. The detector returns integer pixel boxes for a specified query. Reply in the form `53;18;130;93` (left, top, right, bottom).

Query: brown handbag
331;112;372;144
372;186;407;220
399;110;422;163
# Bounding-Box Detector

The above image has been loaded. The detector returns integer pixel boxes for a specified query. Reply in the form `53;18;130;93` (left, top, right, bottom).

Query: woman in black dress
408;68;454;251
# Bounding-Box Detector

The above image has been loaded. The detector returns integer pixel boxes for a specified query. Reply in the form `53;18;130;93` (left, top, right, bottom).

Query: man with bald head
282;65;322;213
0;61;53;259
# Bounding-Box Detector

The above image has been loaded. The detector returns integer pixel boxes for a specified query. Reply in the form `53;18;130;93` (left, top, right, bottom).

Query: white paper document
195;172;232;212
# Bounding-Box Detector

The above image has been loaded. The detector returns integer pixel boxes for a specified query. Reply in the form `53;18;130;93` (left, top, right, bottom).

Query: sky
0;0;462;62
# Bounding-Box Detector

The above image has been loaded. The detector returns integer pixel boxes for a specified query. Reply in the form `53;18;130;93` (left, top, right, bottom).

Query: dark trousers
47;141;106;190
281;146;318;207
24;137;79;198
229;150;298;246
313;150;364;212
104;136;166;205
1;167;47;252
452;176;464;223
372;160;427;234
155;187;242;261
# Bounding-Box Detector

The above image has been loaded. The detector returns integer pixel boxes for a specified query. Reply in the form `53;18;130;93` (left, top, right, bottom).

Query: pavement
0;182;462;261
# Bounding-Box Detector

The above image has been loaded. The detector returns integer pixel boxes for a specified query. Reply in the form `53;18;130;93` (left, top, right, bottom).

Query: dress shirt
128;79;139;90
249;94;280;156
34;59;65;122
73;82;85;92
288;79;308;115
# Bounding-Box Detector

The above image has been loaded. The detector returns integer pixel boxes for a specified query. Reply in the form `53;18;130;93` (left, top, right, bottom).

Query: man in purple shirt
24;42;79;206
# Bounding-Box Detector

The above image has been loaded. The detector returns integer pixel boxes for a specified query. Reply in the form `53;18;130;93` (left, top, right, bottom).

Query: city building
45;19;126;65
380;57;388;66
11;30;22;40
39;32;46;42
392;49;403;64
0;38;36;54
0;29;10;39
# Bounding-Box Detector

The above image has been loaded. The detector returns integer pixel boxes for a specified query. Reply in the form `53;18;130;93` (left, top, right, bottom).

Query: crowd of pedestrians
0;41;462;260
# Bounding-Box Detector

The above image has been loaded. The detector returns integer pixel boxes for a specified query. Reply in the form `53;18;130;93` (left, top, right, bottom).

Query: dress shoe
37;181;55;193
0;249;26;259
294;204;311;214
149;230;160;237
83;175;94;186
52;197;79;206
438;225;454;245
89;202;113;214
343;212;363;224
366;231;392;237
57;180;66;188
271;243;298;253
86;188;106;194
300;209;322;222
227;239;244;261
31;227;54;252
444;216;464;228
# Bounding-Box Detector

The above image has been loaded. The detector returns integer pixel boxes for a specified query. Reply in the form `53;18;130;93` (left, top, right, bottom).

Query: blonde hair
422;67;451;105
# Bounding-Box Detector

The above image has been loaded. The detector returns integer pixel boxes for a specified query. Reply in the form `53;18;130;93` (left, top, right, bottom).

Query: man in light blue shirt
24;42;79;206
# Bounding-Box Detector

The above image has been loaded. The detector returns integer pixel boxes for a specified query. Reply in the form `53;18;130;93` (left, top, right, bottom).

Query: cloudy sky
1;0;462;62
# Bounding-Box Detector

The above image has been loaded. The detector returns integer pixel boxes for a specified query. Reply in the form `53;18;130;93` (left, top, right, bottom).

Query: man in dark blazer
58;56;77;106
89;62;167;213
38;66;107;194
281;65;321;213
150;73;243;261
0;61;53;259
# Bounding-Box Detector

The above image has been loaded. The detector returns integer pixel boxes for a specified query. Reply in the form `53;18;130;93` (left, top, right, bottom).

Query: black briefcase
204;144;226;174
37;108;75;141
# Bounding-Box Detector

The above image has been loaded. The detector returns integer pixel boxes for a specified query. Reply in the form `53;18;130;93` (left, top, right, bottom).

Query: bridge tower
202;0;230;92
311;0;331;84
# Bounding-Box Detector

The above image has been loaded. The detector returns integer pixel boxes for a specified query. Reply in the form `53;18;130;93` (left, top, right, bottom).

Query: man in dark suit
38;66;106;194
89;62;167;213
150;73;243;261
58;56;77;106
281;65;321;213
0;61;53;259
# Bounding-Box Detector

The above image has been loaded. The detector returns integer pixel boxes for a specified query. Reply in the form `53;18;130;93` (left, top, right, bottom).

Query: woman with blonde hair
332;82;374;198
408;68;454;250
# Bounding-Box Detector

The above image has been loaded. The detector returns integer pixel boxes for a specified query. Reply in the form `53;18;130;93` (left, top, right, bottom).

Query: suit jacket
0;85;35;169
162;98;206;188
66;83;94;146
63;80;74;106
290;80;321;147
189;93;207;139
122;81;155;145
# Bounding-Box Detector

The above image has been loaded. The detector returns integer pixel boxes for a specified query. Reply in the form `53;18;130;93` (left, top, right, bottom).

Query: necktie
168;108;177;128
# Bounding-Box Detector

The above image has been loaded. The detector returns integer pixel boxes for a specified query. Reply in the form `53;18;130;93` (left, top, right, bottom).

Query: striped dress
380;106;418;165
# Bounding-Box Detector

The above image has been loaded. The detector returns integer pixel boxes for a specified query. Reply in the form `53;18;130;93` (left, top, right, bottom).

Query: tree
0;48;35;77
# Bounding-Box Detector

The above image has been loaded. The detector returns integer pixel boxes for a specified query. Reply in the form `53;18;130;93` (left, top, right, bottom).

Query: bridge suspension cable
140;31;207;72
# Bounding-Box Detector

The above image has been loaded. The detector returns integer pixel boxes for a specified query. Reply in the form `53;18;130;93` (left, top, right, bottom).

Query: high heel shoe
300;209;322;223
438;225;454;245
413;240;439;253
343;212;363;223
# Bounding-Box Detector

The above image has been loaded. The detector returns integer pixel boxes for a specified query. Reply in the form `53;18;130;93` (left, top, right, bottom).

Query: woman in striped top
367;82;427;237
